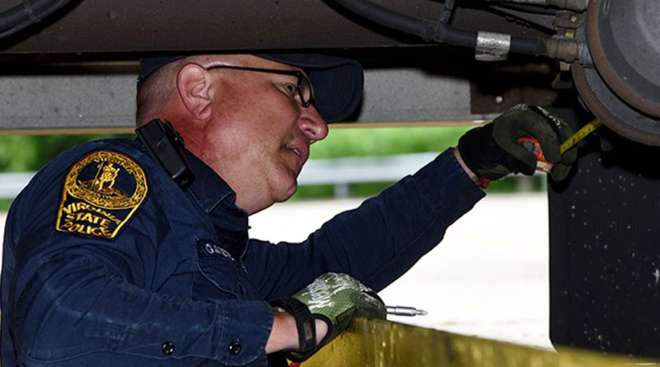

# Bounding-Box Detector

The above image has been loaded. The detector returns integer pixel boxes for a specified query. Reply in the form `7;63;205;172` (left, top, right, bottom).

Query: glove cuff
286;313;334;362
458;124;518;180
271;298;317;357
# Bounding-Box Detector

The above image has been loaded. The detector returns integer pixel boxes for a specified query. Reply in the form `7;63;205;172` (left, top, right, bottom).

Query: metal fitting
475;31;511;62
544;38;580;62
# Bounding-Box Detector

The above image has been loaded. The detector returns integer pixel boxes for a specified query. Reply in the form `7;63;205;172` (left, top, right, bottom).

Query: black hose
433;26;477;49
489;2;558;15
332;0;435;40
332;0;479;46
331;0;550;58
0;0;72;39
439;0;457;24
510;36;546;56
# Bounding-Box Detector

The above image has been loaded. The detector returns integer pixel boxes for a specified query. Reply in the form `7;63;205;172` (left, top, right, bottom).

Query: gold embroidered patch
56;150;148;239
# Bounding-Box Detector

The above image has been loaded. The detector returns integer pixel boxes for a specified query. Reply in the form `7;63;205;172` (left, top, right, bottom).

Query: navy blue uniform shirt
0;138;484;366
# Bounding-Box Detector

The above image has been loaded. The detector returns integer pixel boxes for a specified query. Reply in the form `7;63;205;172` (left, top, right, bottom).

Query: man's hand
279;273;386;361
293;272;386;337
457;104;577;181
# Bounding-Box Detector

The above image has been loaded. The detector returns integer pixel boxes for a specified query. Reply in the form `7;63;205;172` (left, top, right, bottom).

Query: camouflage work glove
458;104;577;181
288;272;386;361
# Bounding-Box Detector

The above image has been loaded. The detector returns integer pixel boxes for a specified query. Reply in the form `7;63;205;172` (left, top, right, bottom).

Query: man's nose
299;106;329;143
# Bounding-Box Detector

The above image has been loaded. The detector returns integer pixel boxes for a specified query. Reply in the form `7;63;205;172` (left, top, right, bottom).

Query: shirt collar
185;150;242;215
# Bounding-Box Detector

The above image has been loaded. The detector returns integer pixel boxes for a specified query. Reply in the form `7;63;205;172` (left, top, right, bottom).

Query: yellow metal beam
303;318;652;367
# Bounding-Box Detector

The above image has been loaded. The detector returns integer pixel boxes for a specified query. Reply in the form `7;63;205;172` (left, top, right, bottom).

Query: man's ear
176;63;213;121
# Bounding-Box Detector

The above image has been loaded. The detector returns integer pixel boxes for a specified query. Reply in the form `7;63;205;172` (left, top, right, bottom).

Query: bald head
136;55;207;126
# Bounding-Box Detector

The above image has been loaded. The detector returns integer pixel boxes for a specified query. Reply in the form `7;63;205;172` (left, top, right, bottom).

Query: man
0;53;575;366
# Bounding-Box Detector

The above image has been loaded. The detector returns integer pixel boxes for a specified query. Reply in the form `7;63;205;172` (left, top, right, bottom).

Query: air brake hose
331;0;549;58
0;0;72;39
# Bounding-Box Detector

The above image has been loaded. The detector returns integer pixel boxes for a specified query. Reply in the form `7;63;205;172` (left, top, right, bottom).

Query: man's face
198;55;329;214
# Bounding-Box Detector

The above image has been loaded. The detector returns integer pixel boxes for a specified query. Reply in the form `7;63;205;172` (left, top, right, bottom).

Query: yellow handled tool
559;119;602;154
518;119;602;172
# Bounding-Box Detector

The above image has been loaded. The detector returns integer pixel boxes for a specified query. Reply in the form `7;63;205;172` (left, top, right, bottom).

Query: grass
292;126;471;199
0;199;12;212
310;126;471;159
0;134;131;172
292;125;546;199
0;126;545;205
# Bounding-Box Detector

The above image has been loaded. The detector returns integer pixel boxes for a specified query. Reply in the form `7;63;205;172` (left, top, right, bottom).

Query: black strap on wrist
271;298;317;357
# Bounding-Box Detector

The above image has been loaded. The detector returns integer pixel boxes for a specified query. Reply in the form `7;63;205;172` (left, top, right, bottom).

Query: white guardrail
0;172;35;199
0;153;541;199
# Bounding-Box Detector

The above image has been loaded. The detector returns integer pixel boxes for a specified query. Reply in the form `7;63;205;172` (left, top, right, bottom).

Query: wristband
271;298;317;356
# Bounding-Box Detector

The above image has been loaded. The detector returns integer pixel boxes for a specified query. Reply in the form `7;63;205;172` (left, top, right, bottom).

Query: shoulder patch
56;150;148;239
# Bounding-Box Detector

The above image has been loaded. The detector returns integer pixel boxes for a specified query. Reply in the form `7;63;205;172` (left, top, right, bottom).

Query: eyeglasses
204;64;315;108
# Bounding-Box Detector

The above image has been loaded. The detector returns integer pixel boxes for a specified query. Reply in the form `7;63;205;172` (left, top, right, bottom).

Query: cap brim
258;53;364;123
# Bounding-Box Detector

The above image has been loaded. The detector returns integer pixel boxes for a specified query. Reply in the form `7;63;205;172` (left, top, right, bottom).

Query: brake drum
573;0;660;145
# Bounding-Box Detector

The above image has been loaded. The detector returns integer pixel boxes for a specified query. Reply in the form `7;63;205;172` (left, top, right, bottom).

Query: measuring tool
386;305;428;317
559;119;603;154
518;119;602;172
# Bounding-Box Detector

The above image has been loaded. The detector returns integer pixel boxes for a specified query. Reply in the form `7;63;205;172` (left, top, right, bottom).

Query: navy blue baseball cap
138;53;363;122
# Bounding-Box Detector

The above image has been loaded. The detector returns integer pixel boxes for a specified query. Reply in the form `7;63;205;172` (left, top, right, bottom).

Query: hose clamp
475;32;511;62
